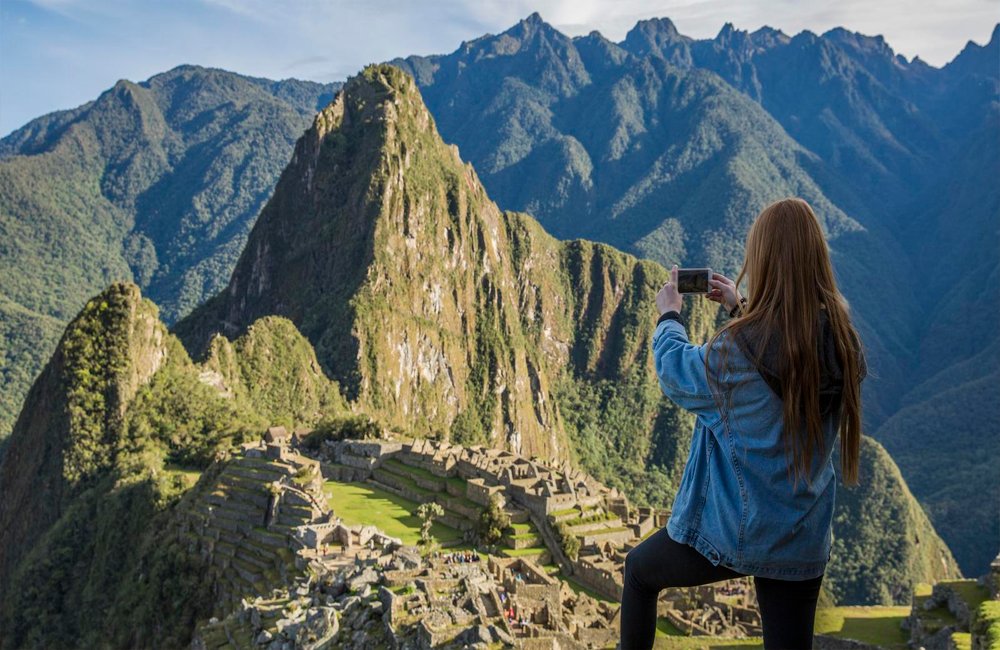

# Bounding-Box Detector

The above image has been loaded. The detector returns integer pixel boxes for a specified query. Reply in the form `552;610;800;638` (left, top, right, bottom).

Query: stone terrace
177;435;329;619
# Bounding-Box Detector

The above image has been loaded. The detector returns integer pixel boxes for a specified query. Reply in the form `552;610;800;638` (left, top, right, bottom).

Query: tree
416;502;444;545
553;521;581;561
476;494;511;546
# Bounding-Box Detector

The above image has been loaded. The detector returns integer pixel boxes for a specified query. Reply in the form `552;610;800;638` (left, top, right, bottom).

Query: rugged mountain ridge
388;13;1000;576
0;66;340;438
176;63;960;600
388;12;927;433
1;18;994;575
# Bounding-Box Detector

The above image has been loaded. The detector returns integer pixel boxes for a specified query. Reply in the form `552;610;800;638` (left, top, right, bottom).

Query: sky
1;0;998;136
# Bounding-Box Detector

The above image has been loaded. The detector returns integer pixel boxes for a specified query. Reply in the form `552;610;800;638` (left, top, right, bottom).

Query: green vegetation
552;520;582;561
972;599;1000;648
0;283;347;648
416;502;445;545
323;480;464;547
0;66;339;439
827;437;960;605
301;414;382;449
477;494;511;546
814;606;910;648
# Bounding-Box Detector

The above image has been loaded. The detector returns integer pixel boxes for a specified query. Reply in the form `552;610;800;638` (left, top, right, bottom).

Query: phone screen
677;268;711;294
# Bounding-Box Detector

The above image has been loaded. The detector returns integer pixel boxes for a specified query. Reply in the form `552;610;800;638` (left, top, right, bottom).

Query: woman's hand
707;272;743;313
656;265;683;315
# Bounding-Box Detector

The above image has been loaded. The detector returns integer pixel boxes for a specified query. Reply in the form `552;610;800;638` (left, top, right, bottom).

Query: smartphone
677;268;712;294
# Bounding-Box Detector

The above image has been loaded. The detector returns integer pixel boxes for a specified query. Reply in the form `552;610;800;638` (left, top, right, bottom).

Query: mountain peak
523;11;544;25
625;16;685;41
749;25;790;48
944;22;1000;76
822;27;897;61
508;10;561;40
175;64;576;459
621;16;692;63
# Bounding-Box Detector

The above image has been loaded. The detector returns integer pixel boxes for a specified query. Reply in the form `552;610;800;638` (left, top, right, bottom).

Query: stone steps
225;464;291;485
206;491;264;517
235;545;273;571
279;502;314;521
218;473;274;499
566;517;623;535
368;477;436;504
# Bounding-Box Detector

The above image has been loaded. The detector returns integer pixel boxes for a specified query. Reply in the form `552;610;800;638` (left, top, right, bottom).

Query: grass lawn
164;463;202;488
323;480;464;547
814;606;910;648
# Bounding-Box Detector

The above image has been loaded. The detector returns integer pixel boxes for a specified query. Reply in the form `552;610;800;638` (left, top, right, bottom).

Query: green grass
501;547;546;558
323;480;463;547
951;632;971;650
939;579;990;613
383;458;443;483
814;606;910;648
163;463;203;488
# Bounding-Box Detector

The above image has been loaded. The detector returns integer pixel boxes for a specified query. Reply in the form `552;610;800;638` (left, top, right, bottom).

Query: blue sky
1;0;997;136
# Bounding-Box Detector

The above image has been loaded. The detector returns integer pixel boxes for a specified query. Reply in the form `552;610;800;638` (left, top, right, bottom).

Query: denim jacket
652;308;860;580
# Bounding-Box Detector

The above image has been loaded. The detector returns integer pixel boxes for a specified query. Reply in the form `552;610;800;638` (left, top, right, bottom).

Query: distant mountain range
0;15;996;578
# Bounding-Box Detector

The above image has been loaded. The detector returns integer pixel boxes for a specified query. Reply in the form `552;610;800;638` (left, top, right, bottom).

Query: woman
620;197;867;649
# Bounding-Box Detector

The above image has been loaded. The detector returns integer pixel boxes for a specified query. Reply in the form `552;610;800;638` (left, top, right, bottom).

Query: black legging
620;527;823;649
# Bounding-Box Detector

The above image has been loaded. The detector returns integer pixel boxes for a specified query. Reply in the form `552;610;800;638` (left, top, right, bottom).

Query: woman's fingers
712;272;735;287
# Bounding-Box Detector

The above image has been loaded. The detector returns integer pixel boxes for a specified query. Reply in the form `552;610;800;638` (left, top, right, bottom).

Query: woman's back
652;307;847;578
622;197;868;649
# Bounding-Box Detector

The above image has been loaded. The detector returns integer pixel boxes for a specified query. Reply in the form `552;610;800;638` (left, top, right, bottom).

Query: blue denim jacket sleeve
651;318;723;431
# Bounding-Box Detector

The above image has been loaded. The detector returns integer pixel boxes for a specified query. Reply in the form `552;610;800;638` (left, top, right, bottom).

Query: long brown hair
705;197;866;488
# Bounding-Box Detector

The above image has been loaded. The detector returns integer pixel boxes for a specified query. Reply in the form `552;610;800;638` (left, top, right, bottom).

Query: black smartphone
677;268;712;294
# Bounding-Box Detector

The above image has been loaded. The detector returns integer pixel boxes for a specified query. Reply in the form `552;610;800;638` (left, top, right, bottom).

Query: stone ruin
320;435;762;638
183;428;767;647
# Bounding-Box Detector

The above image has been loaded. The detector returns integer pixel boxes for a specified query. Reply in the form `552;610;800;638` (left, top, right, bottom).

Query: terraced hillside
177;450;327;615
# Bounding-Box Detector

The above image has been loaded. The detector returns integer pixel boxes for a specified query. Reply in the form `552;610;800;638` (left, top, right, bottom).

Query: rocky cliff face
176;64;717;469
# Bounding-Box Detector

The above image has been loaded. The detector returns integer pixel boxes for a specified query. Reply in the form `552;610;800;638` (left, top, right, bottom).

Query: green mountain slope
0;65;339;438
829;437;960;605
1;17;993;579
0;282;344;647
175;63;720;500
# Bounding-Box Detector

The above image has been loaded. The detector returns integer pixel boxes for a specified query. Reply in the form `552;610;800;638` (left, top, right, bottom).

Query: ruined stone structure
182;430;771;646
320;436;763;638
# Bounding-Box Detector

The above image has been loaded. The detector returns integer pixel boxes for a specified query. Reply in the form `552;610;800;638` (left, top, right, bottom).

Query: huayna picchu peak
175;63;702;468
